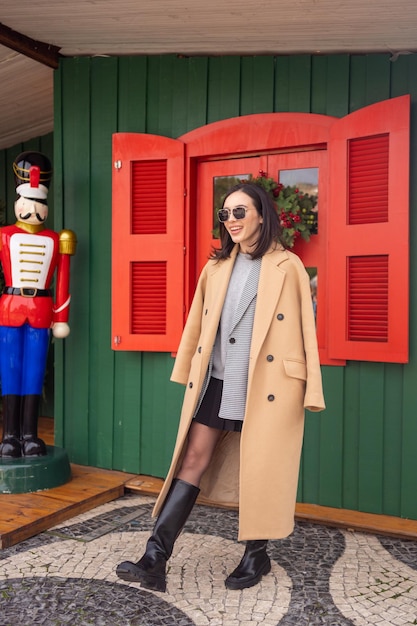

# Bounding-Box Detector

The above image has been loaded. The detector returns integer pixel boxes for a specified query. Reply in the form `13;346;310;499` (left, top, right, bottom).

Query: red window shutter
347;255;389;342
112;133;185;351
328;95;410;362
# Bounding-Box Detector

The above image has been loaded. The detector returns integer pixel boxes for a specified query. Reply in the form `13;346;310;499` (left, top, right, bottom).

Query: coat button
229;337;236;344
267;394;275;401
277;313;284;321
189;382;193;388
266;354;274;362
198;346;202;353
205;309;208;315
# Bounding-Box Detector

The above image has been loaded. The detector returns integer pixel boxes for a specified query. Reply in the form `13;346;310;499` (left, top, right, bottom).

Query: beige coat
153;245;325;540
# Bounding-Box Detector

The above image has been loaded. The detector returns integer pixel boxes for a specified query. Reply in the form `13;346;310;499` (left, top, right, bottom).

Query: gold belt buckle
21;287;37;297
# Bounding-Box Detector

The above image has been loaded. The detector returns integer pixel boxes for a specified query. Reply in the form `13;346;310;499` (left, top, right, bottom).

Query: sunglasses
217;206;247;222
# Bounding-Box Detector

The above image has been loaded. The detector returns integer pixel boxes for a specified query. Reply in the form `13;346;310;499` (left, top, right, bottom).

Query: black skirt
193;376;243;433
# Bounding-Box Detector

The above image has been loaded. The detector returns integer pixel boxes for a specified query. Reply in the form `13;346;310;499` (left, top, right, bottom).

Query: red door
196;149;336;363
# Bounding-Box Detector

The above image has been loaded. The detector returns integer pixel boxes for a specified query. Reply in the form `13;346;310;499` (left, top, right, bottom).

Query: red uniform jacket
0;223;71;329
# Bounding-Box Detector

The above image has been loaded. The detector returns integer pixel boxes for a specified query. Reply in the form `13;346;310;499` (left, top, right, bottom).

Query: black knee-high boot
0;395;22;458
225;540;271;590
21;394;47;457
116;478;200;592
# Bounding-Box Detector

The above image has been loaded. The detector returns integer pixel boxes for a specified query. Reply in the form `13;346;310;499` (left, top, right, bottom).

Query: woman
116;182;325;592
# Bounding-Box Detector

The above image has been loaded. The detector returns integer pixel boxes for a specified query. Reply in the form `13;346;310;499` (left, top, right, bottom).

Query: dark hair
211;182;285;260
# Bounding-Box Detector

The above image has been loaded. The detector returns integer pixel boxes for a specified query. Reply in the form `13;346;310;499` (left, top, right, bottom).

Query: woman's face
222;190;263;253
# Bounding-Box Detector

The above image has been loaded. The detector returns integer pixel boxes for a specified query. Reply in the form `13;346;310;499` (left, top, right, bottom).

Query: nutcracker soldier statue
0;151;76;458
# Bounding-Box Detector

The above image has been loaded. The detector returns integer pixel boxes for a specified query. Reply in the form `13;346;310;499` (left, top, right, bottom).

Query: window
112;96;410;363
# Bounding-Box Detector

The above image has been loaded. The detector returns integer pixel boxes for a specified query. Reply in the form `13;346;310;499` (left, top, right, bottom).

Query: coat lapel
249;248;288;380
205;246;239;335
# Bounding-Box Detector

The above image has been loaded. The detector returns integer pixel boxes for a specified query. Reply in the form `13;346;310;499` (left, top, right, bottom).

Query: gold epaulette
59;229;77;255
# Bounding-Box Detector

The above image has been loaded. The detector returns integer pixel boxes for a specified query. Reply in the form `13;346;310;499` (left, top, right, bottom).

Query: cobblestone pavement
1;492;417;626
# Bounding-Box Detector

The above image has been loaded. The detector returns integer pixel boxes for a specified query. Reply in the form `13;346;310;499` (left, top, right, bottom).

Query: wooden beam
0;22;61;69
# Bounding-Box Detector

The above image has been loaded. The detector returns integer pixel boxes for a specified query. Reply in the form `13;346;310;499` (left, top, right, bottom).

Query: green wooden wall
51;53;417;519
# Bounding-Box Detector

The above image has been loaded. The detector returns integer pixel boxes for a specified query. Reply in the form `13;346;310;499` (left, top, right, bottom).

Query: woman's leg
176;421;223;487
116;422;222;591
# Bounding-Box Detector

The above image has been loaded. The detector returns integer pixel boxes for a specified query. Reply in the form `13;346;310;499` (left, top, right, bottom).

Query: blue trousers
0;324;49;396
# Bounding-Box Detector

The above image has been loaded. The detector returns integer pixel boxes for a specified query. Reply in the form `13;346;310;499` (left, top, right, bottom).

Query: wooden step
0;464;136;549
125;475;417;541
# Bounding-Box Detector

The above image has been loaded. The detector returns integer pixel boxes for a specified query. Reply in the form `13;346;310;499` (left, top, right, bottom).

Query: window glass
279;167;319;235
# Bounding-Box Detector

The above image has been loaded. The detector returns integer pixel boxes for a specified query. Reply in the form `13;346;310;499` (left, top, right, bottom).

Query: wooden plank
342;364;360;510
124;475;417;540
318;366;345;507
382;364;403;515
311;56;328;115
140;353;183;477
295;503;417;541
0;464;135;549
349;54;367;112
170;56;198;137
118;56;148;132
287;55;312;112
1;489;123;549
358;363;385;514
399;54;417;520
52;64;65;449
88;57;118;470
300;409;321;503
274;56;290;112
324;55;350;117
186;57;209;131
57;57;92;464
147;55;177;136
112;351;144;474
365;54;391;104
207;56;241;123
240;56;275;115
124;474;163;494
113;56;146;475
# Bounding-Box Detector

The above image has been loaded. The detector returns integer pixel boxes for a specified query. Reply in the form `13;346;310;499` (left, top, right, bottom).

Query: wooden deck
0;417;136;549
2;417;417;550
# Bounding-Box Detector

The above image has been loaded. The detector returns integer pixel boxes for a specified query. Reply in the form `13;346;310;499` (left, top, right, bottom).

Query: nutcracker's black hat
13;151;53;200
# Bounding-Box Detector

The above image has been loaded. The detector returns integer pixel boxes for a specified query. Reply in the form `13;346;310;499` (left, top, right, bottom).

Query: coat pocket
283;359;307;381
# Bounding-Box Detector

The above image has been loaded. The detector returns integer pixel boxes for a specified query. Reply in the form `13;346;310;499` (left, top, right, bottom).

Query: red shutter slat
348;256;388;342
348;135;389;225
132;161;167;235
131;262;167;334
